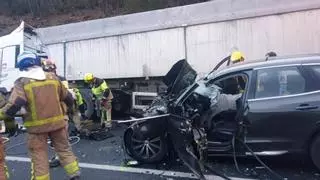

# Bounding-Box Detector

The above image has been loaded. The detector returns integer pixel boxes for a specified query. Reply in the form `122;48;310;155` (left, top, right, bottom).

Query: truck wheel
79;89;94;119
112;90;131;116
310;134;320;171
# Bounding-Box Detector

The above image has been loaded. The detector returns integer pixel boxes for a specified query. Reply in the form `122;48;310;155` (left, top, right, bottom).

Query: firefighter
41;59;69;88
73;88;86;120
0;88;11;180
41;59;87;127
84;73;113;129
0;51;80;180
41;58;85;168
230;51;245;64
230;51;246;92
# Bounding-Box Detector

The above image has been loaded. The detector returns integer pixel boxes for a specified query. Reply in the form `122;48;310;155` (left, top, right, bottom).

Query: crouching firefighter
84;73;113;129
0;51;80;180
64;88;86;134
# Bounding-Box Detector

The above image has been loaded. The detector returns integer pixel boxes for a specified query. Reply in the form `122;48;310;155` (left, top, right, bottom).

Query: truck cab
0;21;46;92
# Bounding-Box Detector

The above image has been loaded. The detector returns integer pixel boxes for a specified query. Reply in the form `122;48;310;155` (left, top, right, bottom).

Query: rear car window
255;67;306;99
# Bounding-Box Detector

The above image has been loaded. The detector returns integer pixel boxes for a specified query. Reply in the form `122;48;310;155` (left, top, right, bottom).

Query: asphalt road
3;124;320;180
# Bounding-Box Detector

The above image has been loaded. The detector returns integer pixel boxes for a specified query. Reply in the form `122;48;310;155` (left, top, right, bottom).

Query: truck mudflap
167;115;206;180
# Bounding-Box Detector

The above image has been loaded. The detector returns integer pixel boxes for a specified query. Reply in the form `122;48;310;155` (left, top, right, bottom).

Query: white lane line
6;156;255;180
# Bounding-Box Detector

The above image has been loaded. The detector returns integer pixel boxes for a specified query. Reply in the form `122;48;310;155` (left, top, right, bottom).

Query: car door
209;71;252;143
245;65;320;153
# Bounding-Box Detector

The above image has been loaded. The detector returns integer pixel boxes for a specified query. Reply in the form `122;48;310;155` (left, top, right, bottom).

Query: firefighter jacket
91;78;113;100
0;93;9;130
0;72;74;133
0;93;6;109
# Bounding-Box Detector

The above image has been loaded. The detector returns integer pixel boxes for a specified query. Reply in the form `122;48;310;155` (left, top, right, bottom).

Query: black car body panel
163;59;197;96
246;93;320;151
123;54;320;178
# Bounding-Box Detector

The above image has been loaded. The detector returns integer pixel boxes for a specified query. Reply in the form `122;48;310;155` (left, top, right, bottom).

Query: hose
48;136;80;150
232;135;284;180
232;136;242;175
6;135;80;155
5;142;28;155
2;137;9;144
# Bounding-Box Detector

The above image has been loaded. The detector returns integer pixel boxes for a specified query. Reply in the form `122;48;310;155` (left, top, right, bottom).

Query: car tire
124;130;167;163
79;89;94;119
310;134;320;170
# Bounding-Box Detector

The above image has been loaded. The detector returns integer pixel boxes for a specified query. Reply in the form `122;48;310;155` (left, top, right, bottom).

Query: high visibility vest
91;78;113;100
73;88;84;106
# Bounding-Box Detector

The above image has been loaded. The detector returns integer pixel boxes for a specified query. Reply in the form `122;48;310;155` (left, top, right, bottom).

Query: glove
5;120;17;137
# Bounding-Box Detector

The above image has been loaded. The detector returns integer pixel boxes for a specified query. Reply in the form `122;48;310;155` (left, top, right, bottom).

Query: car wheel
124;130;167;163
310;134;320;170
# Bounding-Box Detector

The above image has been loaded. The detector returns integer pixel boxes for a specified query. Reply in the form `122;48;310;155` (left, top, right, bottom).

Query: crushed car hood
163;59;197;96
125;59;243;180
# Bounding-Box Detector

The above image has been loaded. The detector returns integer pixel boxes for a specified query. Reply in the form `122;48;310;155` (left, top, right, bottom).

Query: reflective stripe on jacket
1;72;73;133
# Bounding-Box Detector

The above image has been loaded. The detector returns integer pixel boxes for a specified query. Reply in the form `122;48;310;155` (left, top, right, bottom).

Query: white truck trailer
2;0;320;117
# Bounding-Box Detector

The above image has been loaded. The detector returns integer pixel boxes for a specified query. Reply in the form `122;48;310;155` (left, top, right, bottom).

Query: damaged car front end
123;59;242;179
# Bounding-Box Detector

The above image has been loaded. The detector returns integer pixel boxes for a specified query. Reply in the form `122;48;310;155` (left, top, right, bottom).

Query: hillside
0;0;209;36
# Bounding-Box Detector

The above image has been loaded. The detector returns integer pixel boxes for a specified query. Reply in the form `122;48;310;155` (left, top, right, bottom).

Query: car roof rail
265;53;320;62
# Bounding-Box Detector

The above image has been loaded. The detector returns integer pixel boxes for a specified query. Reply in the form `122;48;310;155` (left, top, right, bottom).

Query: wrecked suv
123;54;320;179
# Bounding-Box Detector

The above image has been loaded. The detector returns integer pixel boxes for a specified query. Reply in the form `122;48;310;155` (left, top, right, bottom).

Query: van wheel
79;89;94;119
310;134;320;170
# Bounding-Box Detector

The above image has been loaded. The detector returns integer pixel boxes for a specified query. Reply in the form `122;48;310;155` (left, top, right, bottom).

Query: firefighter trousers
28;127;80;180
0;136;9;180
72;110;82;132
101;101;112;128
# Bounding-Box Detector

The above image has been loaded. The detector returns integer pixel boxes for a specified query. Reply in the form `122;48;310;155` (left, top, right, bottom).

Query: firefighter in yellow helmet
0;51;80;180
230;51;245;64
84;73;113;129
230;51;246;93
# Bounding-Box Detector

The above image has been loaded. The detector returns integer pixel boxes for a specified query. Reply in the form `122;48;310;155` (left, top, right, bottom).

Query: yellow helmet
231;51;245;64
84;73;94;83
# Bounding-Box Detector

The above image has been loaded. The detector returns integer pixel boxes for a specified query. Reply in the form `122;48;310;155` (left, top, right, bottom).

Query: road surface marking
6;156;255;180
